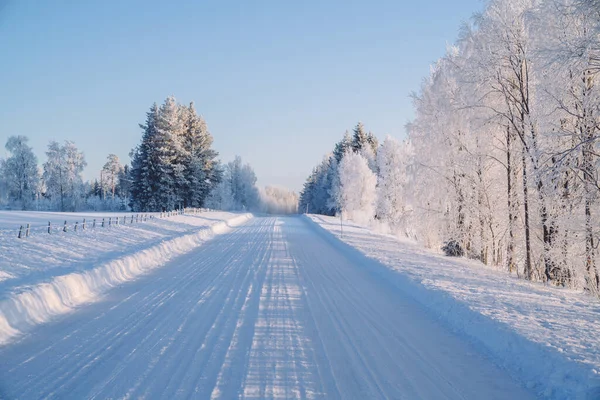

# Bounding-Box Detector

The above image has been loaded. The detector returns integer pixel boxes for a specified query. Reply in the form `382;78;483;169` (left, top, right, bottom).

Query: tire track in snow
239;219;322;400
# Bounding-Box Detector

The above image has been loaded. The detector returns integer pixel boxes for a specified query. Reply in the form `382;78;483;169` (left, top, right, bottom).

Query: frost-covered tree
206;157;259;211
101;154;124;200
338;151;377;223
229;156;260;210
85;154;129;211
42;141;86;211
326;156;342;214
376;136;410;230
0;164;8;207
205;164;234;211
1;135;39;209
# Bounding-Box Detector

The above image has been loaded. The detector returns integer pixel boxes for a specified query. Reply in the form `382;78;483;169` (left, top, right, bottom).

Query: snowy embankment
0;211;252;345
307;215;600;400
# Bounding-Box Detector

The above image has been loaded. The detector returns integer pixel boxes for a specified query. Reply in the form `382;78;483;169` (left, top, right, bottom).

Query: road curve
0;216;533;399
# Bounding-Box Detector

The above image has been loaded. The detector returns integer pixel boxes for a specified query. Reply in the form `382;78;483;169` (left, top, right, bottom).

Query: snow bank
306;214;600;400
0;212;252;345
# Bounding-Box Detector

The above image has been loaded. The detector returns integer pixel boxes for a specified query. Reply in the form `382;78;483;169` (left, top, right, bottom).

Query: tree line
0;96;297;214
300;0;600;294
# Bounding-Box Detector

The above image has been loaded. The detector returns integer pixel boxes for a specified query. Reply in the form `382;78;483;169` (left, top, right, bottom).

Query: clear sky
0;0;484;192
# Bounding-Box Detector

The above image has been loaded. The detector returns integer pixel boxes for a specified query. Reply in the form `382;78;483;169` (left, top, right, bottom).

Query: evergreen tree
333;131;352;163
181;102;219;207
130;103;160;211
154;96;185;210
351;122;369;153
130;98;221;211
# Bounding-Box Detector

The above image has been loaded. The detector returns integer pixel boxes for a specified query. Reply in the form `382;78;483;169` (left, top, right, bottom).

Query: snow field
308;214;600;399
0;211;252;345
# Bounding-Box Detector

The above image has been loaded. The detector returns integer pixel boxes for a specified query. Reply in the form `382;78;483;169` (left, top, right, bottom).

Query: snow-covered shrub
442;240;464;257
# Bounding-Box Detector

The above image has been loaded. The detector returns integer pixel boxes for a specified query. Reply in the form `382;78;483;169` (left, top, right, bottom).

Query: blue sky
0;0;484;192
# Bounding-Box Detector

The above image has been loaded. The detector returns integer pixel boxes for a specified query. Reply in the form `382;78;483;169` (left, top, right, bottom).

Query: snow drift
0;213;252;345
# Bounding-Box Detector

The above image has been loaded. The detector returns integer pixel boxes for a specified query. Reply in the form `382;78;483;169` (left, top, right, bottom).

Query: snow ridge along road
0;216;534;399
0;213;252;345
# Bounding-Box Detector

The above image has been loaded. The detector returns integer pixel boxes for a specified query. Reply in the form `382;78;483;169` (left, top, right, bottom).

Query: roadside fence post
48;221;51;234
63;221;68;232
18;225;23;239
26;223;30;238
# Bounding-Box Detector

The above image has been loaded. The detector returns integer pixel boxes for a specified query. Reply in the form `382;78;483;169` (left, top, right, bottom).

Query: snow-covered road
0;217;533;399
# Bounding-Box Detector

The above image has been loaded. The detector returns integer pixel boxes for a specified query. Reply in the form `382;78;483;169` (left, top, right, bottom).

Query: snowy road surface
0;217;533;399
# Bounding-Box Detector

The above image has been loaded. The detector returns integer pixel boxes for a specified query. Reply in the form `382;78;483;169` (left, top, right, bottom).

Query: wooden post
102;218;105;227
63;221;68;232
26;223;30;238
136;214;139;223
131;215;134;224
48;221;51;234
18;225;23;239
74;221;78;232
109;217;112;226
82;219;86;230
93;219;96;228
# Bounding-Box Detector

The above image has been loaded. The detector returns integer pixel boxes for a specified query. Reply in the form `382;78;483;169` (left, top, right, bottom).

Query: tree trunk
582;68;599;293
522;151;533;280
506;126;517;273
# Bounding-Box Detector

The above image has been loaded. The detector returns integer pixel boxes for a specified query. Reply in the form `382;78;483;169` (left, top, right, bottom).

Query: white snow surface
309;214;600;400
0;216;537;399
0;210;252;344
